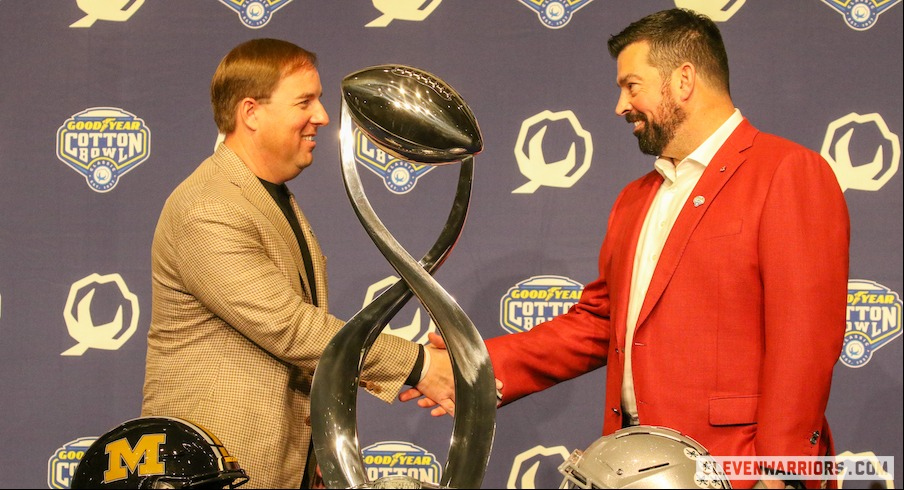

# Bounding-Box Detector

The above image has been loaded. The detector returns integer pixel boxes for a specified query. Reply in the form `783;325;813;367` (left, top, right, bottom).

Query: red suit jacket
486;120;849;487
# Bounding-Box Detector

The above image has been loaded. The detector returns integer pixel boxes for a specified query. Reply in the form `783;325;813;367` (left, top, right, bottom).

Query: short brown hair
210;38;318;134
607;8;730;95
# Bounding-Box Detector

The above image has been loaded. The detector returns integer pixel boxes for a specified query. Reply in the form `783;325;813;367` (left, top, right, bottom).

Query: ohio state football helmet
558;425;731;489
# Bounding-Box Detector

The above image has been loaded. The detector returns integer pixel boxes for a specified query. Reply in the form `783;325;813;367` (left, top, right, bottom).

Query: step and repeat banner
1;1;901;488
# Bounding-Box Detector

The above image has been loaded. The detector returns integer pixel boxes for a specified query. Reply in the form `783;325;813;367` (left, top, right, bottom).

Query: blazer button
810;431;820;444
305;416;312;426
612;408;620;415
359;380;382;394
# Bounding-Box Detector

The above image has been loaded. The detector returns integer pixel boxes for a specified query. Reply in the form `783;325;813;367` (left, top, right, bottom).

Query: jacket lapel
634;120;757;329
612;172;663;348
212;145;309;297
289;192;328;309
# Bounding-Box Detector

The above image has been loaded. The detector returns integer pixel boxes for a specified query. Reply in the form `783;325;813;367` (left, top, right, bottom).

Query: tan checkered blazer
142;144;418;489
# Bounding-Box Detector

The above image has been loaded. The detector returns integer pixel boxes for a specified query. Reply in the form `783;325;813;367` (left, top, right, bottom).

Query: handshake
400;332;504;416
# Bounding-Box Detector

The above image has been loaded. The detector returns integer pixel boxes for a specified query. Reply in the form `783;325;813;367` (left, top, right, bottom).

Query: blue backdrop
1;1;901;488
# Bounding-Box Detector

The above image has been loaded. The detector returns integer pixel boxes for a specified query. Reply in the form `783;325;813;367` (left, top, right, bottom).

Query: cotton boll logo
70;0;145;28
361;276;437;343
834;451;896;488
821;113;900;193
513;110;593;194
673;0;745;22
366;0;443;27
61;273;140;356
508;445;570;489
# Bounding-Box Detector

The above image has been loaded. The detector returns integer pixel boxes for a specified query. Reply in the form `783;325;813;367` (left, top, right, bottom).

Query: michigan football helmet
558;425;731;489
71;416;249;489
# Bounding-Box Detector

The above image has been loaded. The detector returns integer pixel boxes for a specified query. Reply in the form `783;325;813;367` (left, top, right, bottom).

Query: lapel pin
693;196;705;207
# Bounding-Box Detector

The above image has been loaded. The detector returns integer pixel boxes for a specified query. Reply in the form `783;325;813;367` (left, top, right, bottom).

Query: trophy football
309;65;496;489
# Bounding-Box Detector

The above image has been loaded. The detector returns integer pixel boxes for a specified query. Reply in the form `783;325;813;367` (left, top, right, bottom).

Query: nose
614;91;631;117
313;101;330;127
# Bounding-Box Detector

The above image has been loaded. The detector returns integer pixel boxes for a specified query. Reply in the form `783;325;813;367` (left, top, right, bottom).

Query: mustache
625;112;646;124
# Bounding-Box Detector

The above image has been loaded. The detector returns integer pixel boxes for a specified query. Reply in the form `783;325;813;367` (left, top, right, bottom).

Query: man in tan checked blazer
142;39;453;489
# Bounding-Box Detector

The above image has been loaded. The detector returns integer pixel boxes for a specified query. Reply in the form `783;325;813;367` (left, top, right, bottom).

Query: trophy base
352;475;445;489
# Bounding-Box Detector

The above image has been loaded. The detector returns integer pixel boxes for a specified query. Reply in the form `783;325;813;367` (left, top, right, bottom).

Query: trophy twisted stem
310;103;496;489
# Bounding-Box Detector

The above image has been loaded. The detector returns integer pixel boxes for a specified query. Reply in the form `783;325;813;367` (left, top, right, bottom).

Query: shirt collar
653;109;743;184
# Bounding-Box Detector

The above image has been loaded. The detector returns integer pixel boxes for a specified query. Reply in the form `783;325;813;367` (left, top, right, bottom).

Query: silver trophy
310;65;496;489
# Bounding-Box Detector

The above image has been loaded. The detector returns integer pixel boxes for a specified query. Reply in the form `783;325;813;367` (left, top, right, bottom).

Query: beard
627;89;687;156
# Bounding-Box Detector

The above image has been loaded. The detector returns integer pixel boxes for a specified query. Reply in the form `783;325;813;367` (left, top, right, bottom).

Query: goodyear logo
218;0;293;28
820;0;901;30
47;437;97;489
362;441;441;484
355;128;434;194
842;280;902;368
517;0;595;29
500;275;583;334
56;108;151;193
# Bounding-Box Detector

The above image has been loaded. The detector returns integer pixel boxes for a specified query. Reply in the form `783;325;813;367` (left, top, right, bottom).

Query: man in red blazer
403;8;849;489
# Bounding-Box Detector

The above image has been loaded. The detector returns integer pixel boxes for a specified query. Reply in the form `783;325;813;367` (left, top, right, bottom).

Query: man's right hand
402;332;456;416
399;332;503;417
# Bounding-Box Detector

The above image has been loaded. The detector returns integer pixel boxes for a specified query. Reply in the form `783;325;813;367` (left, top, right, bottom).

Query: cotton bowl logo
355;128;435;194
362;441;442;484
47;437;96;489
61;273;140;356
501;275;583;334
842;280;902;368
218;0;293;28
517;0;595;29
820;0;901;30
56;107;151;192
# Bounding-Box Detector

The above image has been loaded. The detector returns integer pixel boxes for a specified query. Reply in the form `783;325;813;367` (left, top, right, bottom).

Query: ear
674;62;696;102
236;97;261;132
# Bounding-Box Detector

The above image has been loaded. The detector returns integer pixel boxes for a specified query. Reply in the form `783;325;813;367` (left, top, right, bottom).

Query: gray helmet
558;425;731;489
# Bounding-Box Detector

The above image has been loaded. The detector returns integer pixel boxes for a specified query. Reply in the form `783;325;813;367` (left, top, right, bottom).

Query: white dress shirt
621;109;744;425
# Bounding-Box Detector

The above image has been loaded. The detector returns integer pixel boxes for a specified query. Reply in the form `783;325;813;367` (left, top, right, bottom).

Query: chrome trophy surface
310;65;496;489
